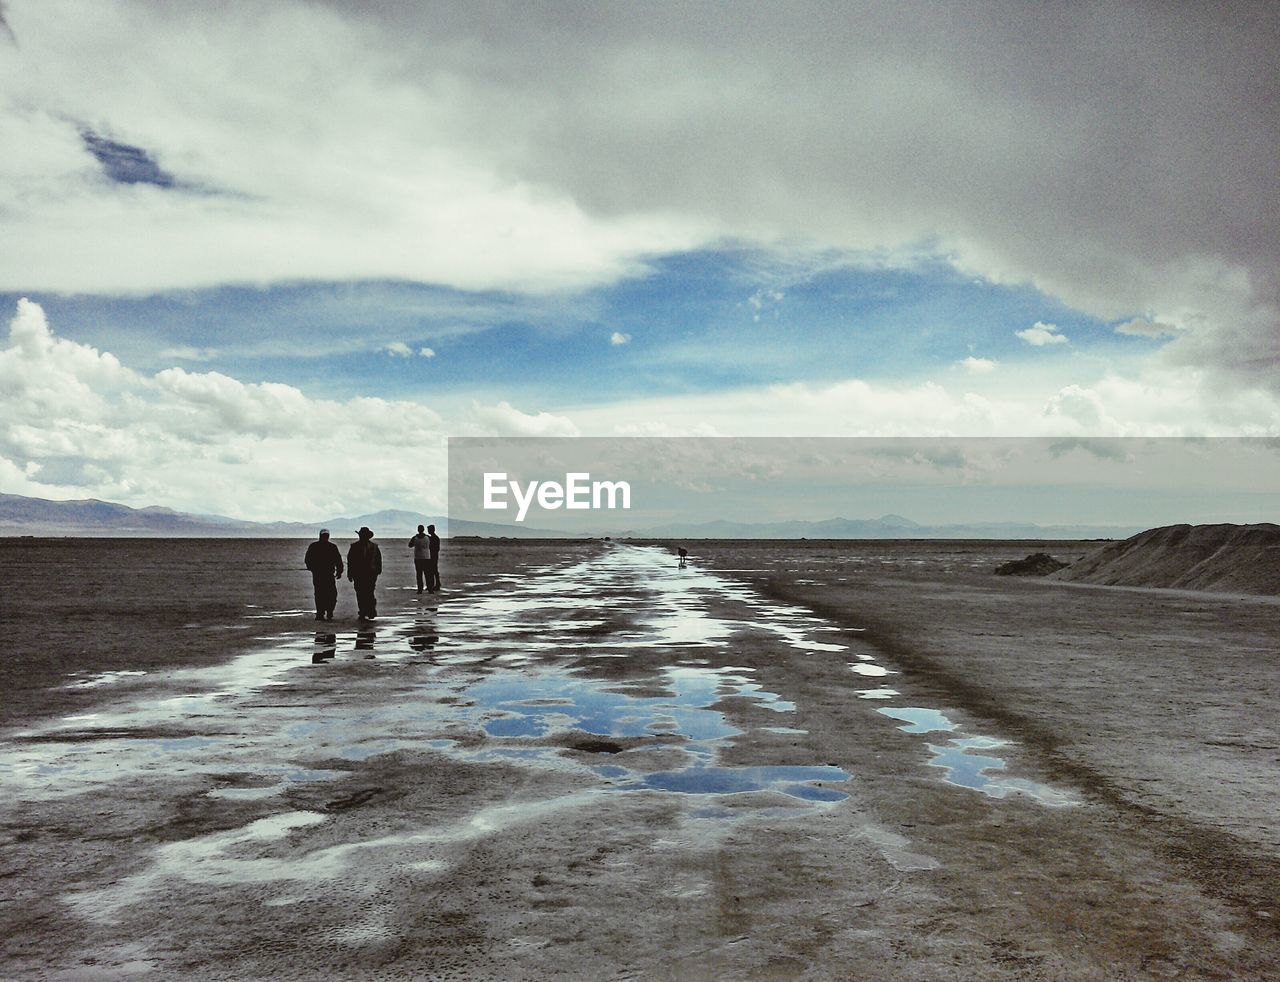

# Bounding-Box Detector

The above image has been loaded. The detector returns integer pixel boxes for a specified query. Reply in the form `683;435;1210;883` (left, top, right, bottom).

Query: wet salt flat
4;545;1072;810
2;544;1075;918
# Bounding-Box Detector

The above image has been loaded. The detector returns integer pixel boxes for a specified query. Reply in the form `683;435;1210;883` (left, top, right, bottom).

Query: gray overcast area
5;0;1279;384
307;0;1280;383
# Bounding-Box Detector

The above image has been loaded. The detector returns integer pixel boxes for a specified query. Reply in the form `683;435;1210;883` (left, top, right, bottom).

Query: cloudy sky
2;0;1277;521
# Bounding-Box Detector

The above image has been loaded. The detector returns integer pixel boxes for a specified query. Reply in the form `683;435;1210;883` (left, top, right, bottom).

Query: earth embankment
1053;523;1280;595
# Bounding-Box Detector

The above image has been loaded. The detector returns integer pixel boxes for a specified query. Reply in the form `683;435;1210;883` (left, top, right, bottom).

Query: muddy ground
1;538;1277;979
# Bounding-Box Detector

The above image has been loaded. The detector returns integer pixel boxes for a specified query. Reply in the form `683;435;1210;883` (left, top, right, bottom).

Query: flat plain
1;537;1277;978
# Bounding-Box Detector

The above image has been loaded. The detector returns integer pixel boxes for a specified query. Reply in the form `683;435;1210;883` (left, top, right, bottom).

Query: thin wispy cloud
1115;318;1182;339
157;345;218;362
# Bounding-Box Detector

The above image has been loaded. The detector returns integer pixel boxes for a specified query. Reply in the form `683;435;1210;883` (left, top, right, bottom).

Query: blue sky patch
80;130;176;188
6;245;1154;408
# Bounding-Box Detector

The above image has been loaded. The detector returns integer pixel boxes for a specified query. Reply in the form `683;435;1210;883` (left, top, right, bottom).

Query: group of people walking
304;524;440;622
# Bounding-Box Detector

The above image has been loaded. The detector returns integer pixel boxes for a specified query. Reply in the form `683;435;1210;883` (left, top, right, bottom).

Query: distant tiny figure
678;546;688;568
427;524;442;593
408;524;431;594
304;529;343;621
347;526;383;621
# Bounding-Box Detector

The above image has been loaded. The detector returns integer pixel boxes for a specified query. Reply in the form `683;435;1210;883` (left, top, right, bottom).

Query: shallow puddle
444;660;840;803
64;670;148;689
625;764;849;802
877;707;957;734
851;663;895;677
875;706;1074;806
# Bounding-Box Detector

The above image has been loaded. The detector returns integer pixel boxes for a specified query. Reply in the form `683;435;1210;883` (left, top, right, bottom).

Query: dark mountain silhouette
625;515;1139;540
0;494;567;538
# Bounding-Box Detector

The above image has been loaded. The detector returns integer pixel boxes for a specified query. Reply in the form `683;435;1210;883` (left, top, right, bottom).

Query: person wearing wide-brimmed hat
304;528;343;621
346;526;383;621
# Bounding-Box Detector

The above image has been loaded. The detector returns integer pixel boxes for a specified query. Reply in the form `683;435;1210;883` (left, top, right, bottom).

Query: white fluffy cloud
564;366;1280;439
384;341;435;359
609;332;631;346
469;401;580;438
0;300;563;518
0;0;1274;390
1016;322;1069;347
3;301;1276;520
958;356;997;373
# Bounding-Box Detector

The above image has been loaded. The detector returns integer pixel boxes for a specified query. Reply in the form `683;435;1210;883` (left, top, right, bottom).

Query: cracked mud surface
1;537;1277;978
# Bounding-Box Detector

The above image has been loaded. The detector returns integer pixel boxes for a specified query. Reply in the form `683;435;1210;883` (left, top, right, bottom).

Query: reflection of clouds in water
877;707;956;734
876;706;1075;807
463;663;793;746
64;670;147;689
851;663;895;677
924;736;1074;807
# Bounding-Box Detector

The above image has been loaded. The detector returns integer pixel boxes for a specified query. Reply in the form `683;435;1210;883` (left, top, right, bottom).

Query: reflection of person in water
427;523;442;593
304;529;343;621
678;546;688;568
347;526;383;621
408;524;431;594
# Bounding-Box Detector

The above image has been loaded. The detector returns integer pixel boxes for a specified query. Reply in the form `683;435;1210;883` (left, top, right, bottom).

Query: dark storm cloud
309;0;1280;388
6;0;1278;392
0;0;16;45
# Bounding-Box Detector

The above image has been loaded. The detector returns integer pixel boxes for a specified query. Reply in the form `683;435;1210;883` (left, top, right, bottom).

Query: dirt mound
1052;523;1280;595
995;553;1070;576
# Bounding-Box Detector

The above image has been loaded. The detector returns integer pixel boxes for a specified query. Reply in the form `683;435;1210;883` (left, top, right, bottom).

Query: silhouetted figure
312;631;337;664
409;631;439;652
678;546;688;568
408;524;431;594
427;524;442;592
347;526;382;621
304;529;343;621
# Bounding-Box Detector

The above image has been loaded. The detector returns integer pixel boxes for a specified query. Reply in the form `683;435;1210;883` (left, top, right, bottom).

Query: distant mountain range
0;493;1140;540
616;515;1140;540
0;494;557;538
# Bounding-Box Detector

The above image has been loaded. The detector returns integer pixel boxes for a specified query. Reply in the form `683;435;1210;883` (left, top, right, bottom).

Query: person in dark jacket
347;526;383;621
427;523;442;593
304;529;343;621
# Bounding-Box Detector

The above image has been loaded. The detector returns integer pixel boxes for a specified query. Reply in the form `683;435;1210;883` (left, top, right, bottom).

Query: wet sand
1;539;1277;978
